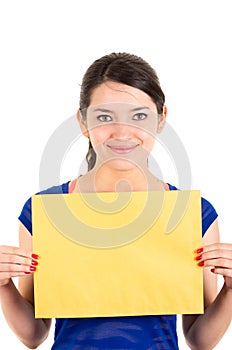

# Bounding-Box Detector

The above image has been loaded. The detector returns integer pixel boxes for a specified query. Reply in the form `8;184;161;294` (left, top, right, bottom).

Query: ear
157;105;167;133
77;109;89;138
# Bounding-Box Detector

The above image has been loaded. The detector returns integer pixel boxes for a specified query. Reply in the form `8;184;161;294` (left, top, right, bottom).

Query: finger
0;271;31;282
200;243;232;253
201;250;232;262
0;262;34;273
197;248;232;262
211;268;232;278
0;254;33;267
0;245;32;259
203;258;232;269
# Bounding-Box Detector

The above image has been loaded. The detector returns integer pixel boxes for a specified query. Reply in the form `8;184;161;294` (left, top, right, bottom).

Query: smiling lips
107;144;139;154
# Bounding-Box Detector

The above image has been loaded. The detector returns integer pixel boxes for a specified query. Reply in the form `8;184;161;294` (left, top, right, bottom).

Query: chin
105;158;143;172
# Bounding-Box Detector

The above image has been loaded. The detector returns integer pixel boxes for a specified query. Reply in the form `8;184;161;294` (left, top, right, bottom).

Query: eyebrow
130;106;150;112
92;106;151;113
93;108;114;113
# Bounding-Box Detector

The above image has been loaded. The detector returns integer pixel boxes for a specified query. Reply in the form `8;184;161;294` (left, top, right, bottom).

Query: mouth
106;144;139;154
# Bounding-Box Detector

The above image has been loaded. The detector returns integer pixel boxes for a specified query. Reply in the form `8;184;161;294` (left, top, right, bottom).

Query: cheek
135;119;157;139
138;127;155;140
141;131;156;151
88;127;110;146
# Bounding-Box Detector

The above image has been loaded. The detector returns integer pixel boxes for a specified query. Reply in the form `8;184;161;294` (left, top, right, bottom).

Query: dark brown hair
79;52;165;171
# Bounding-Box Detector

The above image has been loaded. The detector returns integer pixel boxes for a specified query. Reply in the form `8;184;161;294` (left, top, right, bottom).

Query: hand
196;243;232;290
0;246;38;287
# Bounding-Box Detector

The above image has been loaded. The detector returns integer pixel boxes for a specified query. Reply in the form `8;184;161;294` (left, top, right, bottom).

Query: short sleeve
18;197;32;233
18;182;70;235
168;184;218;237
201;197;218;236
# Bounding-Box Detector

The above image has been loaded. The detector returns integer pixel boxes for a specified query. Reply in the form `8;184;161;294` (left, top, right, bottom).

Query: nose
111;122;133;139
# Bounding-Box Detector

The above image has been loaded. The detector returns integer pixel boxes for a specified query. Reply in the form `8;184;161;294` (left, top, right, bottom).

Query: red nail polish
31;260;38;266
30;266;36;272
195;255;202;261
31;254;39;259
196;248;203;254
24;272;31;275
198;261;204;266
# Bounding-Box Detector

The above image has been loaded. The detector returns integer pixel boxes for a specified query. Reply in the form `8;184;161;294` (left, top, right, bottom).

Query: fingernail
196;248;203;254
31;254;39;259
31;260;38;266
195;255;202;261
30;266;36;272
198;261;204;266
24;272;31;275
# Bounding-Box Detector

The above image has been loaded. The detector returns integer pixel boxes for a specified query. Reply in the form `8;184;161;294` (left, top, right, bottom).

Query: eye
97;114;112;122
132;113;148;121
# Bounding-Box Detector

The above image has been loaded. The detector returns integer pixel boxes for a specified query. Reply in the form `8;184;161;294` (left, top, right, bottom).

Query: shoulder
18;181;70;234
167;184;218;236
37;182;70;195
200;196;218;235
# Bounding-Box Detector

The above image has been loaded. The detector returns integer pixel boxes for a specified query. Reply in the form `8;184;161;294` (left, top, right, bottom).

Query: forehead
90;81;157;110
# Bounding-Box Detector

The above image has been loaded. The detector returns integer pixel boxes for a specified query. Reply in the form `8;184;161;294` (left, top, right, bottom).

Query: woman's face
80;81;166;171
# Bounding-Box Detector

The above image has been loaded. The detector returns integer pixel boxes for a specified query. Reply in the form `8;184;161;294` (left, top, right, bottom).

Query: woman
0;52;232;349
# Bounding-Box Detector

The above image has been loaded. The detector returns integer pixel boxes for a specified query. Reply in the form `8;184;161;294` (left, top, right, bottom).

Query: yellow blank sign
32;190;203;318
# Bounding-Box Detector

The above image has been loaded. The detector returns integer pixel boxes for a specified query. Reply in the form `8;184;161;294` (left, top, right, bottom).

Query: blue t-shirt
18;182;218;350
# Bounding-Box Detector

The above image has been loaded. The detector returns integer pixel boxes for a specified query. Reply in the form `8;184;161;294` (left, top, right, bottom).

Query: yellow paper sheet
32;190;203;318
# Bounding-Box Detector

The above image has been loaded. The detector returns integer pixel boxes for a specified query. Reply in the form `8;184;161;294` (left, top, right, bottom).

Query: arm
0;223;52;349
183;219;232;350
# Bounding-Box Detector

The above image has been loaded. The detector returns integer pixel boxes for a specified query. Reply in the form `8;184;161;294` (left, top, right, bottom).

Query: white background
0;0;231;349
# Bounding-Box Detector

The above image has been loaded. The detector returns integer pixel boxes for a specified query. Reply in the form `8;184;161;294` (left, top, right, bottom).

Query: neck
98;166;147;192
77;164;165;193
